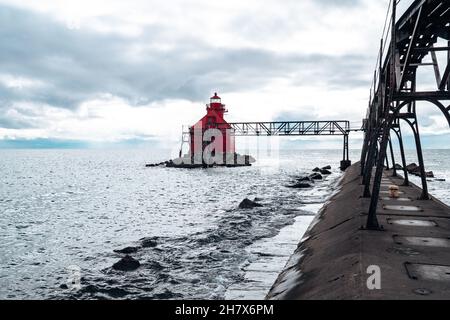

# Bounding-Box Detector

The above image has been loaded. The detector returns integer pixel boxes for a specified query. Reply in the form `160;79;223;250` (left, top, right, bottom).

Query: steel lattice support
229;120;358;170
360;0;450;230
228;121;354;136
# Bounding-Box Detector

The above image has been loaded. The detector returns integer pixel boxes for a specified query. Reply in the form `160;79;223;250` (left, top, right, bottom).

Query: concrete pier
267;162;450;299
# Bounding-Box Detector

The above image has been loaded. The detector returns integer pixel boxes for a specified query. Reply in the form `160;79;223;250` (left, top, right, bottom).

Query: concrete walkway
267;162;450;299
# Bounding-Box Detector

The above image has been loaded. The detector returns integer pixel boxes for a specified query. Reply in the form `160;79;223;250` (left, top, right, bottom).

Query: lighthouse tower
189;93;235;164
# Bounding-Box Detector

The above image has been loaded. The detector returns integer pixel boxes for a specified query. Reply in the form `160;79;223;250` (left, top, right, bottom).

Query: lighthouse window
211;98;221;103
207;117;215;125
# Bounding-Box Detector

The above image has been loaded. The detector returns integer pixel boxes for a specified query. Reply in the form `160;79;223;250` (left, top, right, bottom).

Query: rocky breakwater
286;165;332;189
145;153;256;169
397;163;445;181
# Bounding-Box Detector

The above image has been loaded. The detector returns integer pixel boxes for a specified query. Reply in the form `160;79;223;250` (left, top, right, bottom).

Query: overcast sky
0;0;448;149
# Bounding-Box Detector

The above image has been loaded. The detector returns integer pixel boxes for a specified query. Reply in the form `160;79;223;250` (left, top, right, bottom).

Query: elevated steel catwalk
360;0;450;230
227;120;359;169
228;120;352;136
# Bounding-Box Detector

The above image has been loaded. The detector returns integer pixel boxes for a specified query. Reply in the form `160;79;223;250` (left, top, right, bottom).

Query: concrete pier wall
267;162;450;300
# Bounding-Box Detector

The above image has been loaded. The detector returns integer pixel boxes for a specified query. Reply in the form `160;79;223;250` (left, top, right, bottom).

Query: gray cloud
314;0;362;6
0;4;372;116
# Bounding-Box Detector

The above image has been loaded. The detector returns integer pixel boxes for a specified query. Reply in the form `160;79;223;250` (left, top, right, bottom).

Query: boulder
239;198;263;209
425;171;434;178
406;163;420;173
321;165;331;170
297;176;312;182
141;237;158;248
112;255;140;271
165;160;175;167
412;167;422;174
394;164;403;170
312;167;321;172
288;182;313;189
320;169;332;175
309;173;323;180
114;246;139;254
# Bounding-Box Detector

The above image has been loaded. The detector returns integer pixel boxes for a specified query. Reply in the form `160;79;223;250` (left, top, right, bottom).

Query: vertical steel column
342;135;347;161
344;134;349;161
363;130;379;197
367;118;392;229
393;125;409;186
410;118;430;200
360;132;369;176
385;146;390;170
388;136;397;176
448;40;450;90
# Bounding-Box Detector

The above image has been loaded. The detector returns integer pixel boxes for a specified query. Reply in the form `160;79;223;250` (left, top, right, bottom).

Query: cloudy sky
0;0;448;149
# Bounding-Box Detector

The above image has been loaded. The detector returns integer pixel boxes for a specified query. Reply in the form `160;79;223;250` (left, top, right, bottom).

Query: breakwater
267;162;450;299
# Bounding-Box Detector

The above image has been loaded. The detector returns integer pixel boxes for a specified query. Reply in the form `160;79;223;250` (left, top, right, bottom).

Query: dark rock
253;197;263;202
412;167;422;174
59;284;68;289
141;237;158;248
312;167;321;172
239;198;263;209
145;164;155;167
322;165;331;170
435;178;446;182
297;176;312;182
406;163;420;173
104;288;130;298
288;182;313;189
320;169;332;175
394;164;403;170
309;173;323;180
112;255;140;271
114;246;139;254
82;284;99;294
405;163;434;178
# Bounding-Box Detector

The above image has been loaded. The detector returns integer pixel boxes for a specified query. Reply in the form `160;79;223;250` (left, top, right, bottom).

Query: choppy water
0;148;449;299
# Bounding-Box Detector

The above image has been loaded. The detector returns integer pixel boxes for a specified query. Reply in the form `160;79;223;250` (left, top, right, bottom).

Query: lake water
0;148;449;299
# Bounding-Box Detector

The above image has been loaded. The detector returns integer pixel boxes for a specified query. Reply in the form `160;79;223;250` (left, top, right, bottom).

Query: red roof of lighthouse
211;92;220;99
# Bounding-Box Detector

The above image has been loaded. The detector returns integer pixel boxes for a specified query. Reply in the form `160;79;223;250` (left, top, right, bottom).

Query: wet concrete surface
267;162;450;300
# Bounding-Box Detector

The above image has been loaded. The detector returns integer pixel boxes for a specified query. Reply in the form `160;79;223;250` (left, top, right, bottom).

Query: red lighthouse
189;93;235;164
